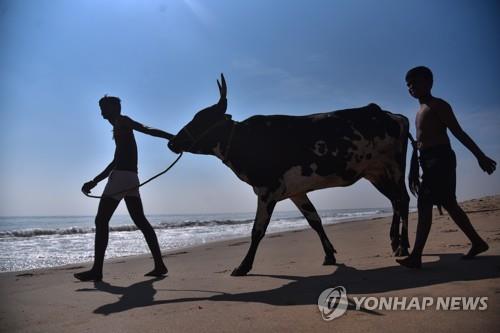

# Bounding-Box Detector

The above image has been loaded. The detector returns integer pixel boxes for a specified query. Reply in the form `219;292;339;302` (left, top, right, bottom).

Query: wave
0;219;255;238
0;210;389;239
333;210;385;218
0;227;95;238
158;219;254;229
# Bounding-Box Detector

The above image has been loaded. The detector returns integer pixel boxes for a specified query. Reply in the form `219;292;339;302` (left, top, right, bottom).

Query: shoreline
0;210;395;275
1;195;499;332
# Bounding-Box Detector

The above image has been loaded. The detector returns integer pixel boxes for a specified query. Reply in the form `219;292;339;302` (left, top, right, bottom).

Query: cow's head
168;74;229;154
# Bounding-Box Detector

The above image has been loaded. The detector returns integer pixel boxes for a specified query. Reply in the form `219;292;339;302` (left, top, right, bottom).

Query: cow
168;74;411;276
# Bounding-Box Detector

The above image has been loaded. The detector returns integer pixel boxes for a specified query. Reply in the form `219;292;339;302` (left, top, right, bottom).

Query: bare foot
462;241;489;260
74;270;102;282
145;266;168;277
396;255;422;269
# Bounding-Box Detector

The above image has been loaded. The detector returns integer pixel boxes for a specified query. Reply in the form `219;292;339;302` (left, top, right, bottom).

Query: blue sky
1;0;499;216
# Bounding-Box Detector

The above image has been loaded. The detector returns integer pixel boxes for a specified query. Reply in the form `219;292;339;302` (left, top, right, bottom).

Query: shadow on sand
76;253;500;316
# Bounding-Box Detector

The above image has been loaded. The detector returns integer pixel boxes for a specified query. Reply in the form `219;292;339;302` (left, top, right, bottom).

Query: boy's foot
462;241;489;260
145;266;168;277
74;270;103;282
396;255;422;269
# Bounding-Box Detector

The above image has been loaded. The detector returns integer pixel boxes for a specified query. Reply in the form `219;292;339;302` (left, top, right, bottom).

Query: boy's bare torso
415;97;451;150
113;115;138;172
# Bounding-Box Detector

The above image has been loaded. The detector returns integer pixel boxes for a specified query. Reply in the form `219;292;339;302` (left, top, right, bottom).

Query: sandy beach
1;195;499;332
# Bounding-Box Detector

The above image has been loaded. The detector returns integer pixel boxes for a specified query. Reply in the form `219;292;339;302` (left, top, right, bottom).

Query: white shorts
102;170;140;201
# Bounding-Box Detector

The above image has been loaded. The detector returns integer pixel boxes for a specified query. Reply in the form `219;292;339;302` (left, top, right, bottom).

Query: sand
1;195;499;332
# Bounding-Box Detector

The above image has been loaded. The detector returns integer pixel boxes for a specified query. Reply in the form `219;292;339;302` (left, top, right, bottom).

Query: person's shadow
76;277;167;315
76;253;500;316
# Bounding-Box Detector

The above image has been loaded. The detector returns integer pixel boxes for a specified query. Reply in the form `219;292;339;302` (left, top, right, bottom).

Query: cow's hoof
231;266;251;276
323;256;336;265
393;246;410;257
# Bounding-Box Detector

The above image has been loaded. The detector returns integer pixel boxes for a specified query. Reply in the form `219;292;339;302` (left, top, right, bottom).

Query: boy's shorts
418;144;456;206
102;170;140;201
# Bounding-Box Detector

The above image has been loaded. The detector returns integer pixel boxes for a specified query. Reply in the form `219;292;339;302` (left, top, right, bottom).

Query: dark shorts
418;144;457;206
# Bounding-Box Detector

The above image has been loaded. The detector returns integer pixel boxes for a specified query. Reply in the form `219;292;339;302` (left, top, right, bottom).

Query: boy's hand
477;155;496;174
82;180;97;194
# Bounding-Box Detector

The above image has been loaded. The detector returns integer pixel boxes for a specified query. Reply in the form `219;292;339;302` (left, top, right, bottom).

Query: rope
83;152;183;199
408;132;417;148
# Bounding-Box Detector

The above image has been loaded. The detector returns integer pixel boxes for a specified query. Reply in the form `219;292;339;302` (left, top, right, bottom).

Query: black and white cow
168;74;411;276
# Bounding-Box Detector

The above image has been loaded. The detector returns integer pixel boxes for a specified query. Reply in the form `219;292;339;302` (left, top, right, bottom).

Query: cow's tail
408;133;420;197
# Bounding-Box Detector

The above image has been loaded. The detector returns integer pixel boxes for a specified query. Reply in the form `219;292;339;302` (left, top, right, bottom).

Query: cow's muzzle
168;141;181;154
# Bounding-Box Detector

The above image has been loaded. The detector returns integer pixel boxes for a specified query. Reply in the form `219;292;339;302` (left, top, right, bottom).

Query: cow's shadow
76;253;500;316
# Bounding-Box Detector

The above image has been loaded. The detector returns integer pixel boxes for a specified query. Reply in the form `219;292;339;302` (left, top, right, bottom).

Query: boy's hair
405;66;433;85
99;95;121;113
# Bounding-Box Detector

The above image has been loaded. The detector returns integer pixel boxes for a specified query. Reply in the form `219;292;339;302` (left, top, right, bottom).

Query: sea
0;208;393;273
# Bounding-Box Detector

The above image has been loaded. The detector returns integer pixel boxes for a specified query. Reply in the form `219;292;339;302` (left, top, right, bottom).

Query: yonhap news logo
317;286;349;321
318;286;488;321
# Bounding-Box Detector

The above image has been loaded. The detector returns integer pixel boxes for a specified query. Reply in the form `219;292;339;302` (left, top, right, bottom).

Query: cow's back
228;104;408;197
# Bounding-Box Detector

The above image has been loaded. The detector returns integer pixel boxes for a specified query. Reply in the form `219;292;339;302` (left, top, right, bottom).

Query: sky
1;0;499;216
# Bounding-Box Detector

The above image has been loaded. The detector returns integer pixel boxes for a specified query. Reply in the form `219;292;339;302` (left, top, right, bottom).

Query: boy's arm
92;160;116;183
82;160;115;194
437;102;496;174
121;116;174;140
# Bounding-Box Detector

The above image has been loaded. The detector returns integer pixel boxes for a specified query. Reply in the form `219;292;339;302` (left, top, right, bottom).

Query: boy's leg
124;196;167;276
442;200;488;258
74;197;120;281
397;198;433;268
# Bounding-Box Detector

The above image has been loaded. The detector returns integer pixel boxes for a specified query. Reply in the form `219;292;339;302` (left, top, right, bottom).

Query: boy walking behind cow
398;66;496;268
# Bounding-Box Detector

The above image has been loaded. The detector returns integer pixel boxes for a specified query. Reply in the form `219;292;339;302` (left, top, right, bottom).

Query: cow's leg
231;197;276;276
390;170;411;256
369;179;410;256
390;191;411;256
388;199;403;254
290;194;336;265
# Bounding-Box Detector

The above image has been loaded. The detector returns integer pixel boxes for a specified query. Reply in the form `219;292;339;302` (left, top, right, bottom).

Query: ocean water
0;208;392;272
